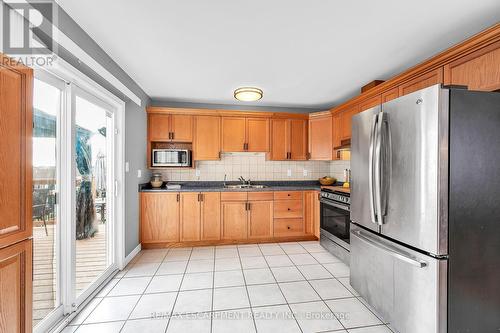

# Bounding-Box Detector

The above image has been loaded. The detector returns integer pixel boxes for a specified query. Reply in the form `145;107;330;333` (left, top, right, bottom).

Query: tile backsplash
154;153;337;182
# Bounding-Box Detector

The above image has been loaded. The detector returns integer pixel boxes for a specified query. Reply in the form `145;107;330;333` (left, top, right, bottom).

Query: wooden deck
33;223;107;326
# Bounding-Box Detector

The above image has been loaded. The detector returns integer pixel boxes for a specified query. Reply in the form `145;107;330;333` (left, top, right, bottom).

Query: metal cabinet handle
200;193;203;202
176;193;180;202
353;230;427;268
368;113;378;224
172;132;175;140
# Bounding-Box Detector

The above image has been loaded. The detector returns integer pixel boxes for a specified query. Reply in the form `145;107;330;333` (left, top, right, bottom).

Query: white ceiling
56;0;500;110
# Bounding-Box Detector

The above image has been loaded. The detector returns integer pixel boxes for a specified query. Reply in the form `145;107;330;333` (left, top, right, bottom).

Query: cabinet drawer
248;192;274;201
274;219;304;236
274;200;303;218
274;191;303;200
221;192;248;201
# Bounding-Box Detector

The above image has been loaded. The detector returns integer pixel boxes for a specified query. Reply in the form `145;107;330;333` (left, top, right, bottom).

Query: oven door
320;198;350;249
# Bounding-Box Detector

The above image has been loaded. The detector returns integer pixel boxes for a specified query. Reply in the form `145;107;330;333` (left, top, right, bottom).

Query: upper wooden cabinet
398;67;444;97
0;56;33;251
0;239;32;333
309;115;333;160
194;116;221;160
148;113;193;142
359;95;382;112
444;41;500;91
221;116;270;152
339;104;360;142
140;192;180;243
270;118;307;160
381;87;400;103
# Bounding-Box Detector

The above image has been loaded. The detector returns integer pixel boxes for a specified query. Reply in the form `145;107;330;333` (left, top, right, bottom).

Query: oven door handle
320;198;350;211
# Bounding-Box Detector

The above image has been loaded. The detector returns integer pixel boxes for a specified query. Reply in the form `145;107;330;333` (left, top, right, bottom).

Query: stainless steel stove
319;188;350;265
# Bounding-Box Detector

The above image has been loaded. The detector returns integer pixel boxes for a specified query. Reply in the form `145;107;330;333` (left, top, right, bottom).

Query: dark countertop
139;180;344;193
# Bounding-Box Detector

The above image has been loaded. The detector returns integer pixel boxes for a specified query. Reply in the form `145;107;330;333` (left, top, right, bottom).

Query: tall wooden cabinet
270;118;307;161
0;54;33;333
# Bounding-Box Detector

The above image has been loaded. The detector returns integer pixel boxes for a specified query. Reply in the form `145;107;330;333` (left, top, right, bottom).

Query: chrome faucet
238;176;251;185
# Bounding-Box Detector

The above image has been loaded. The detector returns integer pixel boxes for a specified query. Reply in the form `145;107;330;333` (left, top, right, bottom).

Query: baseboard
123;243;141;267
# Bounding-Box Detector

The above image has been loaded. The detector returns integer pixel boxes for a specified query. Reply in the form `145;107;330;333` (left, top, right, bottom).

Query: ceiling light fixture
234;87;263;102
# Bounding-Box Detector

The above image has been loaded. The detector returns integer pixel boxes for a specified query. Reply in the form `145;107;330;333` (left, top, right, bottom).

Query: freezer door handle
369;113;378;224
352;230;427;268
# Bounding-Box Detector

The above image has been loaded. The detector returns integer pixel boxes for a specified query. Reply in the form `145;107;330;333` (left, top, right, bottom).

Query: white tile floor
66;241;394;333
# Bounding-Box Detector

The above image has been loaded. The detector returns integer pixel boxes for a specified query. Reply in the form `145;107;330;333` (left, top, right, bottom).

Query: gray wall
4;1;151;257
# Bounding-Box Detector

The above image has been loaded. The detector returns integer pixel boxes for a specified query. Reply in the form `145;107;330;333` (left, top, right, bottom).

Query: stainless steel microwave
152;149;191;167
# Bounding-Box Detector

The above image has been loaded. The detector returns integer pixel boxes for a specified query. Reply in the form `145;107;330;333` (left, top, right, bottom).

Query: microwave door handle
180;152;186;164
352;230;427;268
368;113;378;224
374;112;384;225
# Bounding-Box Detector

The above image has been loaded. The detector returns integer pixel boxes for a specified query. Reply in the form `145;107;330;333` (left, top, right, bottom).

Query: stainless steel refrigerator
350;84;500;333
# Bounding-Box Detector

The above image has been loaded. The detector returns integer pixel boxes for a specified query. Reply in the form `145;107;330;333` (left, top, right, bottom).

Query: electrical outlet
137;169;142;178
303;169;308;176
287;169;292;177
195;169;201;177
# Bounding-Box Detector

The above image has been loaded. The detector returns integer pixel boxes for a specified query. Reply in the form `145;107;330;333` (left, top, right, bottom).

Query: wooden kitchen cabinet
359;95;381;113
398;67;444;97
141;192;180;243
0;239;32;333
194;116;221;160
332;114;342;160
248;201;273;239
304;191;320;236
148;113;193;142
201;192;221;241
246;118;270;152
443;41;500;91
270;119;307;160
222;116;270;152
221;117;246;152
339;104;360;142
309;115;333;160
221;201;248;240
381;87;400;103
180;193;201;242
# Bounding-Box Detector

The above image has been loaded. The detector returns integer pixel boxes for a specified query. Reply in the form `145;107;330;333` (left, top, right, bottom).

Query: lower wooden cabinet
0;239;32;333
141;192;180;243
304;191;320;236
201;192;221;241
221;201;248;240
248;201;273;239
180;193;201;242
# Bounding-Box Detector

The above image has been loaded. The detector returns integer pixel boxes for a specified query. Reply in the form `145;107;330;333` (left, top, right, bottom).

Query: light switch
195;169;201;177
137;169;142;178
303;169;308;176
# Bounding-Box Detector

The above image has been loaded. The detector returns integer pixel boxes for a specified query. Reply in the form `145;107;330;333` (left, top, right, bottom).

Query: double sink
223;184;267;189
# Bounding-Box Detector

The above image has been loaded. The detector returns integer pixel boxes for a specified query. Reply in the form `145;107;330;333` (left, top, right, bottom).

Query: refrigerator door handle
374;111;384;225
369;113;378;224
352;230;427;268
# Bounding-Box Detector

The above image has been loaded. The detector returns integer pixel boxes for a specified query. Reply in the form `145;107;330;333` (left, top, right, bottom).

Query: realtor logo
2;0;53;54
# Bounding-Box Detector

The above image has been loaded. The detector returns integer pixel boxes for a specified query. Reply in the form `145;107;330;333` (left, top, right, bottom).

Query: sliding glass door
33;72;120;332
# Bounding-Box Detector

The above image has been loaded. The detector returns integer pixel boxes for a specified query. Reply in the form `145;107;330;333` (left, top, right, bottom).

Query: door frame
33;58;126;333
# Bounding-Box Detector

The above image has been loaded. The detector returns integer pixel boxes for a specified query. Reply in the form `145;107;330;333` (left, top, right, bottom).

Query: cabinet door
248;201;273;239
339;104;360;141
221;202;248;240
381;87;399;103
332;114;342;160
0;239;32;333
309;116;333;160
246;118;270;152
398;67;444;97
201;192;221;241
303;191;317;235
222;117;246;152
289;119;308;160
180;193;201;242
359;95;382;113
141;193;179;243
0;60;33;249
443;41;500;91
313;191;321;238
171;114;193;142
194;116;221;160
148;114;170;141
270;119;288;160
